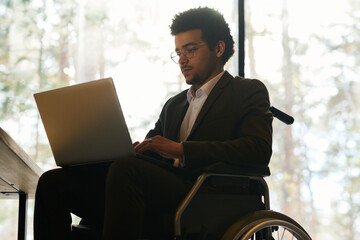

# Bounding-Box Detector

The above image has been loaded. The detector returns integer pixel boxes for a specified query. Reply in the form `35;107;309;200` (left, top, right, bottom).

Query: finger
134;142;145;152
134;139;153;153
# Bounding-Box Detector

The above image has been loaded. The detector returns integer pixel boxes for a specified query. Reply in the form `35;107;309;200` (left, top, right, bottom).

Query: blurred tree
245;0;319;237
319;1;360;237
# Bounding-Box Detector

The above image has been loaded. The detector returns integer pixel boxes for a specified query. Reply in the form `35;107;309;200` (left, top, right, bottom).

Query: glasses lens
170;52;179;64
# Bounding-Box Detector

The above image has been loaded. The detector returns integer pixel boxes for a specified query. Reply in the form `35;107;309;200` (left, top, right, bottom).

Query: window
246;0;360;238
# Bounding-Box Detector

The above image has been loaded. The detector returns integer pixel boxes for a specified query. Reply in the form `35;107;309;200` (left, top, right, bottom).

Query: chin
185;78;193;85
186;75;203;86
184;75;194;84
184;73;195;82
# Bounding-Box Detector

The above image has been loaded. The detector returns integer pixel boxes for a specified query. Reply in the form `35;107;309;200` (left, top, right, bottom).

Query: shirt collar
186;71;224;103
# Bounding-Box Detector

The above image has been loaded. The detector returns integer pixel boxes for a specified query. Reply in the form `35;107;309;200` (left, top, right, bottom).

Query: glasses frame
170;42;206;64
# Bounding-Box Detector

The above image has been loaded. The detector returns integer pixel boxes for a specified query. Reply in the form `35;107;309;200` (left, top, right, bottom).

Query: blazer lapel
168;96;189;141
186;71;233;140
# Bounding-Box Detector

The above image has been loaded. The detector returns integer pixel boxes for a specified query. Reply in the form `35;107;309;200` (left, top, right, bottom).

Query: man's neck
190;70;225;96
192;67;224;91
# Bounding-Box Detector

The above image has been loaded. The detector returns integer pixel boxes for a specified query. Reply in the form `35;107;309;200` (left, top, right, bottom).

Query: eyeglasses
170;42;206;64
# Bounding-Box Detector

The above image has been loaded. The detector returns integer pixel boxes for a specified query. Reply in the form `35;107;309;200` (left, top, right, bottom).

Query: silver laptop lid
34;78;135;166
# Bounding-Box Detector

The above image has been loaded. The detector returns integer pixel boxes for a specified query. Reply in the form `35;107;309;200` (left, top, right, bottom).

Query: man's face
174;29;221;89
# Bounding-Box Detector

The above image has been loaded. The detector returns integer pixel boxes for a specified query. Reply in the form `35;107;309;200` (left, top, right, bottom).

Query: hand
134;135;184;159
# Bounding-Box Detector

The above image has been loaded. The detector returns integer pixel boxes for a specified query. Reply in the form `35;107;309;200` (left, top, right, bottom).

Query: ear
215;40;226;58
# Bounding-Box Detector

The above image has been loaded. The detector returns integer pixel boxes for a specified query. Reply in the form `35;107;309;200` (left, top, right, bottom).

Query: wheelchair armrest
202;162;270;177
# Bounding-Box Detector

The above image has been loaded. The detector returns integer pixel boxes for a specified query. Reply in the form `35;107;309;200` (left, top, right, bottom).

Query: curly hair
170;7;235;65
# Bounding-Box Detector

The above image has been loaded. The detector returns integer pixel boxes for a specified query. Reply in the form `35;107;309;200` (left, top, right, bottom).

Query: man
34;7;272;240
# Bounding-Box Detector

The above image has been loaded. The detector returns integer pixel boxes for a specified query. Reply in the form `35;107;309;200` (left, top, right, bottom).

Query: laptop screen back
34;78;135;166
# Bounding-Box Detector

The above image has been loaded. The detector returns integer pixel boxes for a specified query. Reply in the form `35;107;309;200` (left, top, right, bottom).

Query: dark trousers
34;157;191;240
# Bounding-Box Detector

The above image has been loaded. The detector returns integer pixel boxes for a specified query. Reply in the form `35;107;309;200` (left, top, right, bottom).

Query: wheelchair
72;107;312;240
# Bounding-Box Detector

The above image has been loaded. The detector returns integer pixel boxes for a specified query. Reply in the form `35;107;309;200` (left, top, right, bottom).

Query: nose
179;53;188;65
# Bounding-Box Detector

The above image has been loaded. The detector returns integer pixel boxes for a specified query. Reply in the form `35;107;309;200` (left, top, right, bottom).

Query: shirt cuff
173;143;185;167
173;156;185;167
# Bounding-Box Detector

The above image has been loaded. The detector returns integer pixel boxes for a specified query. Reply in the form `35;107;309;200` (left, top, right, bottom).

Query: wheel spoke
280;227;285;239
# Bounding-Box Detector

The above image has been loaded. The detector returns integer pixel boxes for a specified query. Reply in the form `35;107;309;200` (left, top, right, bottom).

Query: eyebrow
175;42;198;51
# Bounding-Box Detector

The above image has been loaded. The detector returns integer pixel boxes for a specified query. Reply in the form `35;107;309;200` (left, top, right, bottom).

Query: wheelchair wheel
221;210;312;240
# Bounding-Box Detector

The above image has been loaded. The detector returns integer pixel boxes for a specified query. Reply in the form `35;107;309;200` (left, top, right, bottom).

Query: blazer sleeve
182;78;273;170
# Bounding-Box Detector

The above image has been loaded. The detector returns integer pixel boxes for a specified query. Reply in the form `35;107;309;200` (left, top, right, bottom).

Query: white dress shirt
179;71;224;141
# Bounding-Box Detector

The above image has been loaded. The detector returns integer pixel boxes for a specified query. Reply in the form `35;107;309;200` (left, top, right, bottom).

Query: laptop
34;78;169;168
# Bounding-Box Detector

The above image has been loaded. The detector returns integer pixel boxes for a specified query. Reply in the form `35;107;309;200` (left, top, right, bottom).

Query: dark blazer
146;71;273;171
